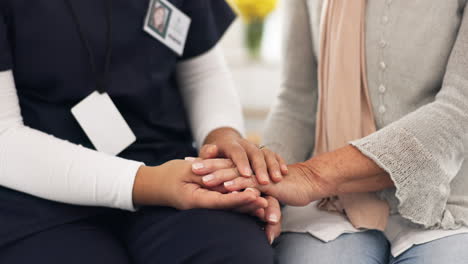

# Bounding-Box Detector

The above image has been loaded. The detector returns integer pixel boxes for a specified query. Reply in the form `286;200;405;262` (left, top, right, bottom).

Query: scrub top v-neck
0;0;235;246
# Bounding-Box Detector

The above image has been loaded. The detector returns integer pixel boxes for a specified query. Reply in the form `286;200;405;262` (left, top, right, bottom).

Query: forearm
0;70;142;210
0;126;142;210
132;165;162;206
299;145;394;197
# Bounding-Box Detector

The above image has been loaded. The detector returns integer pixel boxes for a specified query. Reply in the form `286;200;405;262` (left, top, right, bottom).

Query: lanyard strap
64;0;113;94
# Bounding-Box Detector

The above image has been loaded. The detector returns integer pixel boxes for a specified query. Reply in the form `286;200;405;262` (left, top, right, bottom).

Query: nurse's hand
198;127;288;185
132;160;267;211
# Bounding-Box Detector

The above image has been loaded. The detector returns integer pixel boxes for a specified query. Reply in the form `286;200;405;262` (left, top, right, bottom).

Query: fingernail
224;181;234;187
245;188;257;193
269;235;275;245
275;172;282;179
185;157;196;161
192;163;204;170
282;165;289;172
268;214;279;224
202;174;215;183
232;191;239;194
244;168;253;176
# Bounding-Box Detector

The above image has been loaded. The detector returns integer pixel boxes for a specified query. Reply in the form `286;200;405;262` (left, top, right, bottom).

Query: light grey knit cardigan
263;0;468;230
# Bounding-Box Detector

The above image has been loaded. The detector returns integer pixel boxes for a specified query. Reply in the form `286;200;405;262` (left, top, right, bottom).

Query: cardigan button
382;16;389;24
379;39;387;48
379;105;387;114
379;84;387;93
380;61;387;70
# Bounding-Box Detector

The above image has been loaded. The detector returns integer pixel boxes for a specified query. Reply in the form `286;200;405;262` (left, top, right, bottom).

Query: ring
258;145;266;149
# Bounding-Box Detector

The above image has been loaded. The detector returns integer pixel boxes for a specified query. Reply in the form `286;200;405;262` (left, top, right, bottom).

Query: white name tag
71;91;136;156
144;0;191;56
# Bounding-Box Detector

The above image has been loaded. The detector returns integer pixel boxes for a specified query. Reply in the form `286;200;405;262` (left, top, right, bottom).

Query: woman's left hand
220;145;396;206
200;162;331;207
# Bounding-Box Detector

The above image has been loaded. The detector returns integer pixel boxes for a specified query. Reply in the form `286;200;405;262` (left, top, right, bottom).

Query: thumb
199;144;219;159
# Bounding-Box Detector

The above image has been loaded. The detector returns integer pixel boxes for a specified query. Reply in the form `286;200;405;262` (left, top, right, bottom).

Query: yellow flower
227;0;278;22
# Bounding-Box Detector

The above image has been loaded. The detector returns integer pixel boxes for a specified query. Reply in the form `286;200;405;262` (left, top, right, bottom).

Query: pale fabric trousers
275;231;468;264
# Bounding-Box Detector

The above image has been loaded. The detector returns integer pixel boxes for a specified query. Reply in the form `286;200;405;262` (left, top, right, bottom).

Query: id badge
71;91;136;156
144;0;191;55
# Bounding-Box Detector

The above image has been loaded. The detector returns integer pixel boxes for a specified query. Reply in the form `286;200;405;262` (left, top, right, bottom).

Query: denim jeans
274;231;468;264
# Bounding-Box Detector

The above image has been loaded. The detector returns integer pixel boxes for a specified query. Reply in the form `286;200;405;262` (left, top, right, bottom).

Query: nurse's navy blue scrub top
0;0;235;246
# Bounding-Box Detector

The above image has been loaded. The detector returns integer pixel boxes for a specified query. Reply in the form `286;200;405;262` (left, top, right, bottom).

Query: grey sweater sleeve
262;0;318;164
351;8;468;228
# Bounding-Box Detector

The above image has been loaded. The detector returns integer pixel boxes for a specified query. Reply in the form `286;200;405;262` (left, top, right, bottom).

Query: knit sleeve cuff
350;126;451;228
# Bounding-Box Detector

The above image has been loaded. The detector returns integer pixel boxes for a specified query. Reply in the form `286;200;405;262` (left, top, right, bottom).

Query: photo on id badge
148;0;172;38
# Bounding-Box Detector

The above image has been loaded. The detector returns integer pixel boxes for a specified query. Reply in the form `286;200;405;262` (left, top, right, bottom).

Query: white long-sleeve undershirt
177;46;245;147
0;46;244;211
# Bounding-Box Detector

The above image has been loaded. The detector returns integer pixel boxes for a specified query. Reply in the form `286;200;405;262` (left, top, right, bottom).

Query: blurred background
220;0;286;144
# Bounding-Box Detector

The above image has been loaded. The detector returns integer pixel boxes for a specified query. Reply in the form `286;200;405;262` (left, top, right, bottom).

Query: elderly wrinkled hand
199;162;331;207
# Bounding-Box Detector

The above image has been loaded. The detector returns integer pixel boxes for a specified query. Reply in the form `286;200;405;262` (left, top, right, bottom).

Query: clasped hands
187;142;329;244
188;143;285;243
132;130;330;244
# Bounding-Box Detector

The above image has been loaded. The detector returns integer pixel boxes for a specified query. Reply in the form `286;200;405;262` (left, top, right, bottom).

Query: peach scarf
314;0;389;231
